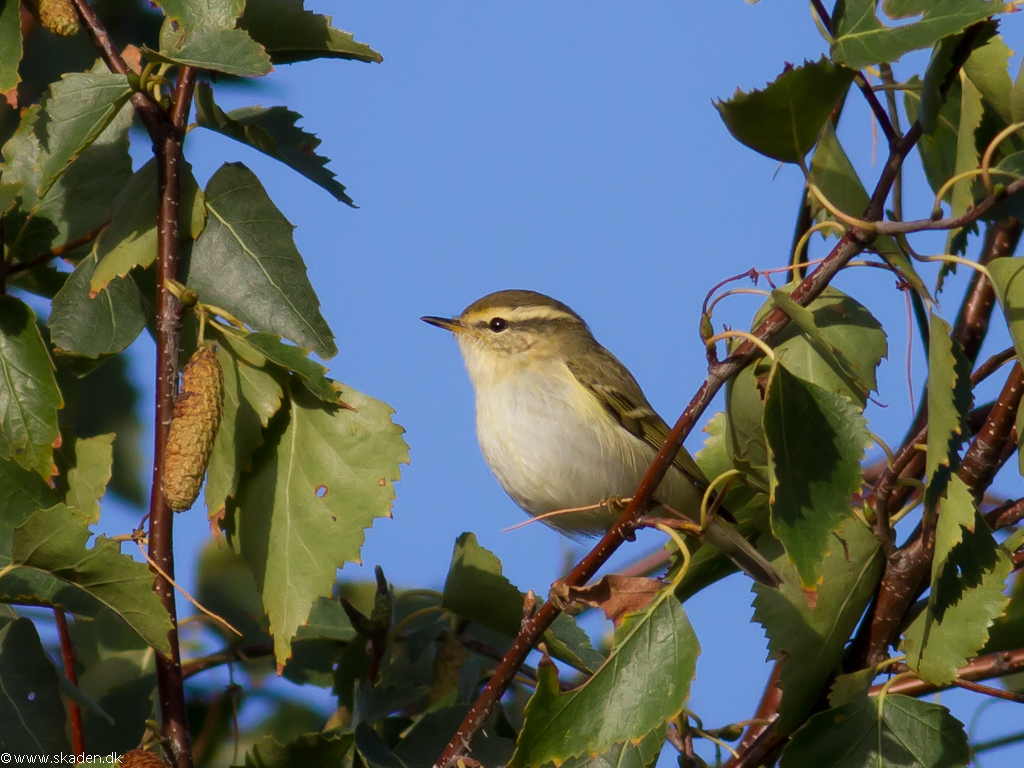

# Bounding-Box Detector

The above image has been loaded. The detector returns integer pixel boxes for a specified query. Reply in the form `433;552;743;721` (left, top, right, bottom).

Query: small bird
422;289;781;588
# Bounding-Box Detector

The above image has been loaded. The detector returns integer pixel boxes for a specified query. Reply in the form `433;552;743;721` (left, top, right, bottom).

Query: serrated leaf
195;540;271;646
220;330;342;405
48;247;147;359
0;504;172;653
554;729;664;768
753;518;884;733
0;457;59;528
205;342;283;523
780;694;970;768
392;705;517;768
56;353;144;505
239;0;383;65
831;0;1006;69
240;731;355;768
60;433;114;524
0;0;22;93
155;0;244;30
194;82;353;205
963;35;1014;123
510;588;698;767
990;258;1024;365
147;26;272;78
34;72;133;198
90;159;205;293
924;313;973;508
726;287;887;489
906;75;962;197
0;616;71;752
2;92;132;259
715;57;855;164
235;381;407;666
901;479;1009;685
185;162;337;359
0;297;62;478
441;532;606;674
809;122;918;290
764;362;871;588
947;73;985;252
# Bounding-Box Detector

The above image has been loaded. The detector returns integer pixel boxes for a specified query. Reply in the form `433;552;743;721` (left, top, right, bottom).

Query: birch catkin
161;347;223;512
26;0;81;37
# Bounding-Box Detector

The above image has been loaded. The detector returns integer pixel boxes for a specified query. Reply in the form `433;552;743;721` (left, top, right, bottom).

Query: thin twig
54;609;84;758
870;648;1024;698
6;219;109;276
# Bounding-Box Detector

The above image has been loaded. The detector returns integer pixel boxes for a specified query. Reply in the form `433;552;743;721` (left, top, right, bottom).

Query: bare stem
54;609;83;758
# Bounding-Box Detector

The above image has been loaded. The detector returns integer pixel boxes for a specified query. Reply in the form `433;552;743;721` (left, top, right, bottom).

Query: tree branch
54;609;83;758
870;648;1024;698
5;219;109;276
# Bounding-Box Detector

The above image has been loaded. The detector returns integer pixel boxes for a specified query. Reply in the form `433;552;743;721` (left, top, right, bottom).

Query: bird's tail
704;517;783;588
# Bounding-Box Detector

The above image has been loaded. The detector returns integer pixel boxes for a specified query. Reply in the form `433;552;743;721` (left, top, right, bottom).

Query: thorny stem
69;3;198;766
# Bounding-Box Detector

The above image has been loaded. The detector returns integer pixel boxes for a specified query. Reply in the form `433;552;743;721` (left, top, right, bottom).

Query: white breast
466;355;700;535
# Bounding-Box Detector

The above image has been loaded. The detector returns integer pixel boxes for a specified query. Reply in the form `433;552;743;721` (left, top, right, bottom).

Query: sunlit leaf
0;0;22;93
185;162;337;359
59;433;114;524
753;518;884;733
715;58;854;163
235;381;407;666
510;587;699;767
780;694;970;768
0;504;172;653
764;362;871;588
924;313;972;509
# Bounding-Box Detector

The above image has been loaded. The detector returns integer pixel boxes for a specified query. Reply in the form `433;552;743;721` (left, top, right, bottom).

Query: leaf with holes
234;381;407;666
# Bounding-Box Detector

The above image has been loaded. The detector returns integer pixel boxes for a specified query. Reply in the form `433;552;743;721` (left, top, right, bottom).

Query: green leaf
56;353;144;505
91;158;206;293
510;589;698;767
392;705;517;768
185;162;337;359
809;122;915;288
779;694;970;768
831;0;1006;69
0;616;71;752
924;313;972;508
714;57;855;163
0;456;59;525
0;504;172;653
963;35;1015;123
441;532;605;674
34;72;133;197
241;731;355;768
220;330;344;405
906;76;962;197
726;287;887;487
555;729;665;768
155;0;244;30
147;26;272;78
0;0;22;93
60;433;114;524
3;93;133;258
239;0;383;65
0;297;63;478
990;258;1024;365
901;477;1010;684
194;82;354;205
752;518;884;734
763;362;871;588
205;342;283;523
195;540;271;646
48;246;147;358
946;73;985;251
1012;53;1024;123
235;381;407;666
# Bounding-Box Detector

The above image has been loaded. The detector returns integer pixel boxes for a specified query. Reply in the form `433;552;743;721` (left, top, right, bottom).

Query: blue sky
98;2;1024;763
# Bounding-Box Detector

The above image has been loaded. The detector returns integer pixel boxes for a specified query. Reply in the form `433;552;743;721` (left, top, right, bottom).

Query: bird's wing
565;346;709;490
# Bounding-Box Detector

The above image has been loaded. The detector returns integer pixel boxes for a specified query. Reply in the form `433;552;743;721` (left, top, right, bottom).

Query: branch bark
54;609;83;758
870;648;1024;698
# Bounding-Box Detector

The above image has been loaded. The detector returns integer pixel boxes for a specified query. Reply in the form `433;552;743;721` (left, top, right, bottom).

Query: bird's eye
488;317;508;332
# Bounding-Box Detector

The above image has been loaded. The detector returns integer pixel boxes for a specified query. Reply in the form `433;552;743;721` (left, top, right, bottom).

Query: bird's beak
421;315;465;334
